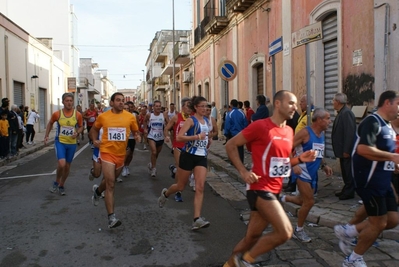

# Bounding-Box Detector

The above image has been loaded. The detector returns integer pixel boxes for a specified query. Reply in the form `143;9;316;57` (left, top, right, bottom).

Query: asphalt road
0;140;247;267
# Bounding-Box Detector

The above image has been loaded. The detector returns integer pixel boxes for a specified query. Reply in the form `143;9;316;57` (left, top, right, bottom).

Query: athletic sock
242;252;255;264
296;226;303;232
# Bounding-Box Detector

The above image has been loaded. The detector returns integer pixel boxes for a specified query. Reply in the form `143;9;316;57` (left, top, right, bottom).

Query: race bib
152;129;163;139
194;139;208;148
88;117;96;123
269;157;291;177
108;127;126;141
313;143;325;158
60;126;74;136
384;161;396;171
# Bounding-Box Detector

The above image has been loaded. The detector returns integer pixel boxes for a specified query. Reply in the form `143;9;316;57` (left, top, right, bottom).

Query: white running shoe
151;168;157;177
342;256;367;267
147;163;152;174
121;166;128;177
126;166;130;175
116;176;123;183
92;184;100;206
192;217;210;231
189;174;195;188
88;168;95;181
158;188;168;208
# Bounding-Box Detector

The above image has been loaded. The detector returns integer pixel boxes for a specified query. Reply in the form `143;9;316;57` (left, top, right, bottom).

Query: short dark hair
230;99;238;108
238;101;243;109
126;101;134;106
244;100;250;108
273;90;291;105
377;90;399;108
256;95;266;105
62;93;74;101
110;92;124;102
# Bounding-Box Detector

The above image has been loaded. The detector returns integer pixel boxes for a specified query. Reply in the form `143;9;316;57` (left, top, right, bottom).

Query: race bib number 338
269;157;291;177
108;127;126;141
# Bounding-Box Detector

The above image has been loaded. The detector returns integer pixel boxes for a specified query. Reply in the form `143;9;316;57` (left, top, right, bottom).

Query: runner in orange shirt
89;92;140;228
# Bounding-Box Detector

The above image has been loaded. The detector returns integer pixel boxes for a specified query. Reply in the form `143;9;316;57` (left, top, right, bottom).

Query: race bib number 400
60;126;74;136
108;127;126;141
269;157;291;177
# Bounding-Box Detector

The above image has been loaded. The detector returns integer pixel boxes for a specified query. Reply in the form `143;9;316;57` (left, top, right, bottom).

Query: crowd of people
0;97;40;160
3;87;398;267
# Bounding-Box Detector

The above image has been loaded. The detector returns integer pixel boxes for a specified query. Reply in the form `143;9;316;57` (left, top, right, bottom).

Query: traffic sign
269;37;283;56
218;60;237;81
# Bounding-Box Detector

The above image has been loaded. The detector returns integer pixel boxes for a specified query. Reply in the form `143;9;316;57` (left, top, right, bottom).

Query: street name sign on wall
291;21;323;48
218;60;237;81
269;37;283;56
67;77;77;93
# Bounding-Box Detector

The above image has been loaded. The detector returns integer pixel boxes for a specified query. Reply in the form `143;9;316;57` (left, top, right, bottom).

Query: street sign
291;21;323;48
218;60;237;81
269;36;283;56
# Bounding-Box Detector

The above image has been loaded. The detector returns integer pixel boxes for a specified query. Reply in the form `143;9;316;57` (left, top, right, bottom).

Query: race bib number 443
108;127;126;141
269;157;291;177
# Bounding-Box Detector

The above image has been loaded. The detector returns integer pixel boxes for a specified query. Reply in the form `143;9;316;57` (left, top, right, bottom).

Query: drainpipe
374;3;390;92
4;35;9;98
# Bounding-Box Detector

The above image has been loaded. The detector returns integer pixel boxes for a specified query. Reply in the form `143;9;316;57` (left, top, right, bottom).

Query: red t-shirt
173;113;187;149
245;107;255;124
85;109;97;127
242;118;293;193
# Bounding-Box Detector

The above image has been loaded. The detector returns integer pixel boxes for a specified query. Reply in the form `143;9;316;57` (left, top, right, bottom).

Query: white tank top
168;110;176;121
147;113;165;141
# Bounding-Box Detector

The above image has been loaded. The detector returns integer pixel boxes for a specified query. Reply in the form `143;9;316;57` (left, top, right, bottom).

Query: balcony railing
226;0;257;13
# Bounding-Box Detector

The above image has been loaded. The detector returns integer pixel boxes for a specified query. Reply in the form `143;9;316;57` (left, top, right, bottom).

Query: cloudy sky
70;0;192;89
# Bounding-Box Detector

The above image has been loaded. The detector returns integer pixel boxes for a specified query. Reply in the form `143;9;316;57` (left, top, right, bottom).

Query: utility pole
172;0;176;106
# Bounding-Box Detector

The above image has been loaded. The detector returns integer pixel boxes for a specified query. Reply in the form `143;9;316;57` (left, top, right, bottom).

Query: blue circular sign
218;60;237;81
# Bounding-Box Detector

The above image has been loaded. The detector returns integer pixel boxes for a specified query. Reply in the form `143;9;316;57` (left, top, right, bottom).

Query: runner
143;100;165;177
90;92;140;228
158;96;213;231
120;102;139;180
223;90;316;267
334;90;399;267
83;102;98;148
44;93;83;196
281;108;333;242
164;97;192;202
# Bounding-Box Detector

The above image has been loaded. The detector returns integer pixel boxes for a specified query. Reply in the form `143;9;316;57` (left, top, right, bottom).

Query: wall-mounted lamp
31;75;39;79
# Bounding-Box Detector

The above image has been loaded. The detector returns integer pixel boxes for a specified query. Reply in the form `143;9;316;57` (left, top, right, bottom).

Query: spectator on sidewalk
332;93;356;200
16;107;25;150
251;94;269;121
0;111;10;159
26;108;40;145
9;105;20;157
281;108;333;242
243;100;254;125
225;99;248;163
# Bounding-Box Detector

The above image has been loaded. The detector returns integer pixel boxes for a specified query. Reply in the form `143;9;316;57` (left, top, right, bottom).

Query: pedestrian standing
90;92;140;228
223;90;316;267
45;93;83;195
158;96;212;231
9;105;20;157
251;94;269;121
243;100;254;125
26;108;40;145
211;101;218;140
332;93;357;200
0;112;9;159
334;90;399;267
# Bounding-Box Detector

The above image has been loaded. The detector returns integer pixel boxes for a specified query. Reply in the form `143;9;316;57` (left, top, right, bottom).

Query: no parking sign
218;60;237;81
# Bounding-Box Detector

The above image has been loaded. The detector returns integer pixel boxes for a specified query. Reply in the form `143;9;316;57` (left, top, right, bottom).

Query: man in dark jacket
225;99;248;163
251;94;269;121
332;93;356;200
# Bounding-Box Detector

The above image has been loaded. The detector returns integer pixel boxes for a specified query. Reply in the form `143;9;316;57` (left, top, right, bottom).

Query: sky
70;0;192;90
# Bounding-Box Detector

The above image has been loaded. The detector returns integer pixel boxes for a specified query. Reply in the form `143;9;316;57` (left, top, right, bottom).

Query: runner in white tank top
144;100;166;177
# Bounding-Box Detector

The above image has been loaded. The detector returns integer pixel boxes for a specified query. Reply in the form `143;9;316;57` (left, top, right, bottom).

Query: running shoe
125;166;130;175
121;166;128;177
92;184;100;206
151;168;157;177
175;192;183;202
58;186;66;196
49;181;58;193
116;176;123;183
158;188;168;208
350;237;379;248
169;164;176;179
31;141;36;145
88;168;95;181
192;217;210;231
27;141;32;145
189;174;195;190
100;191;105;198
342;256;367;267
334;225;353;255
108;214;122;228
147;163;152;174
233;255;255;267
293;229;311;243
143;145;147;150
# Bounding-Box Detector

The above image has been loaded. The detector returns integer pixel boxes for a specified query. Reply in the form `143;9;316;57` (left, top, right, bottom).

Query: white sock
349;251;362;261
281;195;286;202
296;226;303;232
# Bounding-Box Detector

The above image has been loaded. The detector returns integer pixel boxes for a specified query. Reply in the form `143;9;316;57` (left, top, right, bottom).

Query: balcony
154;75;169;91
205;16;229;35
174;41;190;65
161;63;181;76
226;0;257;13
77;77;89;89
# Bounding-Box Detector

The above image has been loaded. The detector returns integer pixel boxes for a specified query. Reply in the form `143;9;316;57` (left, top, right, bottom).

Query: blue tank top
293;126;324;183
183;116;209;156
352;114;396;192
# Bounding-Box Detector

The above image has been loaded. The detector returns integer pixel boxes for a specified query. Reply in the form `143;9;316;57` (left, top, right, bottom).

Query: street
0;140;398;267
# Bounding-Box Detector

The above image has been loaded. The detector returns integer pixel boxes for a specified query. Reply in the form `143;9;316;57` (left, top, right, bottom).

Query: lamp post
172;0;176;106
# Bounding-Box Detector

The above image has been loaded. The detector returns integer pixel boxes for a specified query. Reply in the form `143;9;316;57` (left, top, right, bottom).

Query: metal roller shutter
13;81;24;107
322;12;338;158
39;88;46;131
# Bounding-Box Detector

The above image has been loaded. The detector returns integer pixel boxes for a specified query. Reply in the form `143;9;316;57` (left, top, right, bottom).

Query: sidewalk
206;138;399;241
0;129;56;167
